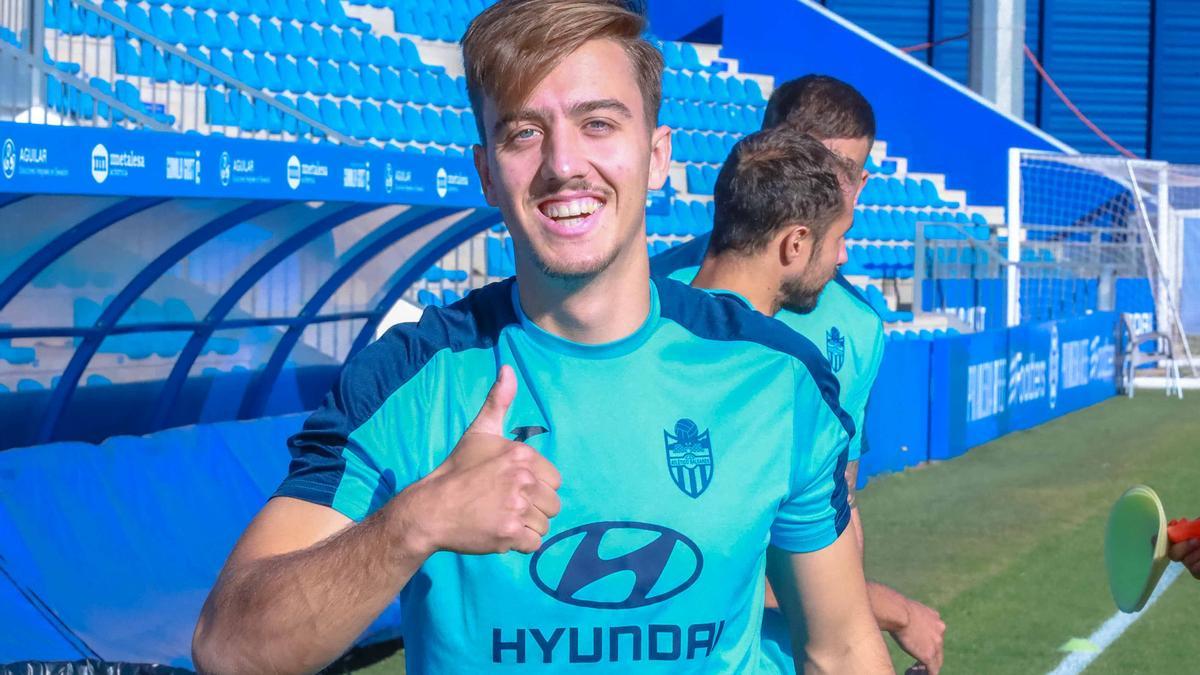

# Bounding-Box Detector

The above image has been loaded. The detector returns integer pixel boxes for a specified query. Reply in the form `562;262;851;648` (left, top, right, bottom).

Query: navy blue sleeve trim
277;278;520;506
654;277;856;441
830;446;852;534
832;271;881;320
649;232;710;279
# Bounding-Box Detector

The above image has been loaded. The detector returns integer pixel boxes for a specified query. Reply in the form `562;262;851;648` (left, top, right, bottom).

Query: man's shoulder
649;232;710;278
334;279;518;428
655;277;854;433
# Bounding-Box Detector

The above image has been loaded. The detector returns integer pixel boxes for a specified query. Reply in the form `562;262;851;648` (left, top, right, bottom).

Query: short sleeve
769;364;852;553
274;389;396;523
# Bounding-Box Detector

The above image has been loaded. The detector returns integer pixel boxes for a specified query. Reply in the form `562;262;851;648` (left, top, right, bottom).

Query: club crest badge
664;419;714;498
826;327;846;373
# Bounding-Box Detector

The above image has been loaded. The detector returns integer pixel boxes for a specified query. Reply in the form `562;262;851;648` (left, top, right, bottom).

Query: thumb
467;364;516;436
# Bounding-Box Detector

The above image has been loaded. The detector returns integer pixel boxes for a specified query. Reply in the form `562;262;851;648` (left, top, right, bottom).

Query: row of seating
864;155;897;176
0;374;113;393
848;209;991;242
416;287;464;307
47;74;176;126
647;200;714;237
0;326;36;365
106;5;436;71
662;71;766;107
659;40;724;74
72;297;262;359
421;266;468;283
660;100;763;135
860;176;959;209
672;131;737;165
685;164;720;195
349;0;488;20
886;328;961;341
843;245;917;279
860;284;914;323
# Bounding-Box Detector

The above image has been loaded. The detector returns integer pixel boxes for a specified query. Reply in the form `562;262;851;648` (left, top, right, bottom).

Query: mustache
531;179;612;202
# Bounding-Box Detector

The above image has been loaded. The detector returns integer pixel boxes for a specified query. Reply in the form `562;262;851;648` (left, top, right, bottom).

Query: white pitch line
1047;563;1186;675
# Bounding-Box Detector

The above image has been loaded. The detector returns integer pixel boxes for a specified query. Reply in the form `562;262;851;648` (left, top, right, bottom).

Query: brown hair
709;126;853;256
762;74;876;150
462;0;664;144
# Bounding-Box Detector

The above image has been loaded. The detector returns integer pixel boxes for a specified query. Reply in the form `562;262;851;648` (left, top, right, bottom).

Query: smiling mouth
538;196;605;228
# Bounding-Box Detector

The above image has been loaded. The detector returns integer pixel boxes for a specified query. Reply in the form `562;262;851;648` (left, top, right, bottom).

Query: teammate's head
762;74;875;197
708;126;855;313
463;0;670;282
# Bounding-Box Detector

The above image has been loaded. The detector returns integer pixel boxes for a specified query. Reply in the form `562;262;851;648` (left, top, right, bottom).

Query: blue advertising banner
0;122;486;207
927;312;1118;461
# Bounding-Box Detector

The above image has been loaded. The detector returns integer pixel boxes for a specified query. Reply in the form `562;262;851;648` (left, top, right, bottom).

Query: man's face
824;136;870;204
779;188;854;314
473;39;670;282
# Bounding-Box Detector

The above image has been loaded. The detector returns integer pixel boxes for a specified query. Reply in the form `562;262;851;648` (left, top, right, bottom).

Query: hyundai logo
529;521;703;609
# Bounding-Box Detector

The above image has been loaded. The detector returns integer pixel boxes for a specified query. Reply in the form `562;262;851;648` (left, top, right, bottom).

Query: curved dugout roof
0;193;502;449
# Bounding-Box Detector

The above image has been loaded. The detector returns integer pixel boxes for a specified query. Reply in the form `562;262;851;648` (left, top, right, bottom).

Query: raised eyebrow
570;99;634;119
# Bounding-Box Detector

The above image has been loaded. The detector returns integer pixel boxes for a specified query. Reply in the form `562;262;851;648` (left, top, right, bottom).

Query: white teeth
543;197;601;220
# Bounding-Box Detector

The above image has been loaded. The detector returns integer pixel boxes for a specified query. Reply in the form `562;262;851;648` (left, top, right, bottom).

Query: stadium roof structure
0;121;500;449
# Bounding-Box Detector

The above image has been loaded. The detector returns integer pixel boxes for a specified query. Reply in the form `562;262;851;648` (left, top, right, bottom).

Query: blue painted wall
721;0;1065;207
1150;0;1200;163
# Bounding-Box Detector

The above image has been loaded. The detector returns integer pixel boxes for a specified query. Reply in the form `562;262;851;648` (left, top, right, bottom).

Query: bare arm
766;530;891;675
192;494;432;674
193;367;561;674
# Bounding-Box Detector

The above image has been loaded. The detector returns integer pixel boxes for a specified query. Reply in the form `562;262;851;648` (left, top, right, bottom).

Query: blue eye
515;128;538;140
587;120;613;131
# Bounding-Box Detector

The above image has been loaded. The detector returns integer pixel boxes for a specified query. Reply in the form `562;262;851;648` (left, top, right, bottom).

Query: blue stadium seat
661;41;683;70
281;22;305;56
323;27;347;62
399;38;426;70
362;33;386;66
256;54;284;92
302;24;326;59
402;105;430;143
360;65;385;100
343;30;366;63
170;9;198;47
297;96;322;135
239;16;265;52
442;288;462;305
276;56;303;93
688;200;710;234
319;59;347;96
381;67;405;102
215;14;242;51
417;289;441;307
379;35;403;69
419;71;443;105
340;100;371;140
343;63;366;98
319;97;345;134
398;70;423;105
422;107;449;144
382;103;404;140
725;77;745;105
743;79;765;106
672;131;692;162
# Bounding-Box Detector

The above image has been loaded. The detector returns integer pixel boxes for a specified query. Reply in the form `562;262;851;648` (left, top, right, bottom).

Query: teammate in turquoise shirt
653;244;882;463
653;74;945;673
193;5;890;673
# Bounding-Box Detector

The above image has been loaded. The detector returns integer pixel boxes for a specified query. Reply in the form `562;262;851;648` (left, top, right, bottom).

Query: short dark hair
708;126;851;257
762;74;875;147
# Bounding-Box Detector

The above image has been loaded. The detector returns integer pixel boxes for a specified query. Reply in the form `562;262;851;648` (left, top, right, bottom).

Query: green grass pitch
346;394;1200;674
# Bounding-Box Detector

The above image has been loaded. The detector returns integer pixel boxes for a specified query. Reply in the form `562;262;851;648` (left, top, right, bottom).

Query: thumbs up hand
405;366;562;555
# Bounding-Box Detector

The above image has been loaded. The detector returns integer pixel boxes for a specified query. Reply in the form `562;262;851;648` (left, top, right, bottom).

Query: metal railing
1;0;356;143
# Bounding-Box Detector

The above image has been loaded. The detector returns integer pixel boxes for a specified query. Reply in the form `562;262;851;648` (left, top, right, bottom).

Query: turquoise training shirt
276;276;854;673
650;233;885;461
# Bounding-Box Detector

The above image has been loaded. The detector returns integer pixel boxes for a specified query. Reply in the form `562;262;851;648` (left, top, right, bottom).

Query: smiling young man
651;74;946;674
192;3;889;673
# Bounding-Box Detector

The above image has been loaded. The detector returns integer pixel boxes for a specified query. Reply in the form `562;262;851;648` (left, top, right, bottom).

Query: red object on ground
1166;518;1200;544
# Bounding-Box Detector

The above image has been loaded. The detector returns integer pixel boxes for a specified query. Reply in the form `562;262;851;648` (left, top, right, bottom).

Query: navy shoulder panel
654;277;856;439
281;279;518;507
649;232;710;278
832;271;880;319
335;277;518;430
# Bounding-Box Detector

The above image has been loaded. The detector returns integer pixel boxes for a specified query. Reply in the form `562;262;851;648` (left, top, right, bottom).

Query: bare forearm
867;581;910;632
193;495;429;674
